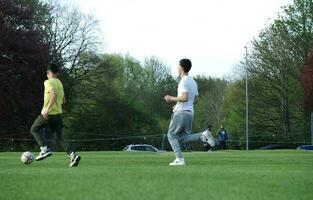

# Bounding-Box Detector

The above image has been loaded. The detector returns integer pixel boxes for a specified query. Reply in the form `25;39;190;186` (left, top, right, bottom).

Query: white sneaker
35;146;52;161
69;152;81;167
169;158;185;166
201;130;216;147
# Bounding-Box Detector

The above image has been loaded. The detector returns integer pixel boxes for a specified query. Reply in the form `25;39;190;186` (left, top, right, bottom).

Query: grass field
0;150;312;200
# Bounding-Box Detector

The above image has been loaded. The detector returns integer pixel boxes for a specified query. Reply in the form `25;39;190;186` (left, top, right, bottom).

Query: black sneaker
35;146;52;161
69;152;81;167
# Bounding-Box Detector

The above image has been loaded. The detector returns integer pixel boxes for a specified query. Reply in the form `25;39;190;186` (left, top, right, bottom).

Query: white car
123;144;159;152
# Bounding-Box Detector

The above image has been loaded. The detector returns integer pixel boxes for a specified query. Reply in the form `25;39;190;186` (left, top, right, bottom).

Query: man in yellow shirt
31;64;81;167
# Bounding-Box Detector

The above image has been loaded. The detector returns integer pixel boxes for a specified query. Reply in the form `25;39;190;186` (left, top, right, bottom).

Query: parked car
296;145;313;150
123;144;159;152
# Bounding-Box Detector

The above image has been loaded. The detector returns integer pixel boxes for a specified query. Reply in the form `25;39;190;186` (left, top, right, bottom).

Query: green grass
0;150;312;200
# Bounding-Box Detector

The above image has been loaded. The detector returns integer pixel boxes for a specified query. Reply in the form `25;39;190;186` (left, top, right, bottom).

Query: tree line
0;0;312;151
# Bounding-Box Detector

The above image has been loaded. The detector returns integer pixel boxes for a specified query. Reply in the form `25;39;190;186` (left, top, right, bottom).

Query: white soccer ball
21;151;34;165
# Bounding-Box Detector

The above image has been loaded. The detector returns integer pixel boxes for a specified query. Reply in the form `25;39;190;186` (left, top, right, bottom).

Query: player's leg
54;126;71;154
167;112;185;166
31;115;52;161
179;112;214;145
203;144;208;151
177;111;197;145
222;141;226;149
31;115;46;146
55;129;81;167
221;140;225;150
50;115;81;167
180;133;201;143
224;141;227;149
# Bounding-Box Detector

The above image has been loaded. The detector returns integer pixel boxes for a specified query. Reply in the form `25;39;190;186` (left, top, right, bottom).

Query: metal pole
311;112;313;145
245;46;249;150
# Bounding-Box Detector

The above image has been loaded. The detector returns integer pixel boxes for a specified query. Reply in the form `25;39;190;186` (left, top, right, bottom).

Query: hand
41;108;49;120
164;95;173;103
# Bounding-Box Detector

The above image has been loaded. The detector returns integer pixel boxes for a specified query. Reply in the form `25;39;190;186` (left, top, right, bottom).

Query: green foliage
2;0;313;151
64;54;176;150
221;0;313;147
221;81;246;149
0;0;51;138
193;76;228;132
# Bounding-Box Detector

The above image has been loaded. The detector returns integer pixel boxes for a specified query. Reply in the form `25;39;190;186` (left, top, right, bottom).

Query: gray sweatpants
167;110;201;159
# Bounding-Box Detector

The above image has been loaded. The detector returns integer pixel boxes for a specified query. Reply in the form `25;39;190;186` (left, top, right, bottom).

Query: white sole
169;163;185;166
35;152;52;161
70;155;81;167
169;161;186;166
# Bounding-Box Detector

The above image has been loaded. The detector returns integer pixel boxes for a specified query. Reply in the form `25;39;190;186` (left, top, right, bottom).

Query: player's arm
41;88;57;119
46;89;57;110
62;96;66;105
194;95;199;104
164;92;188;103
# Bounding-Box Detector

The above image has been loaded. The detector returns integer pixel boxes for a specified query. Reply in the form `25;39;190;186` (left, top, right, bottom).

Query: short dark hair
179;59;192;73
47;63;59;73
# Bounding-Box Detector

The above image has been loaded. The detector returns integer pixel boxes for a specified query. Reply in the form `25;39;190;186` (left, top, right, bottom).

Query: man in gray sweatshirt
164;59;215;166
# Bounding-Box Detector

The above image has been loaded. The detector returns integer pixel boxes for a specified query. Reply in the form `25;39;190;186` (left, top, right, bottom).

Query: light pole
245;46;249;150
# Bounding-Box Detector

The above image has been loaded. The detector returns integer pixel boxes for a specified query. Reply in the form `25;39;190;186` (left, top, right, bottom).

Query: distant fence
0;133;166;152
0;132;311;152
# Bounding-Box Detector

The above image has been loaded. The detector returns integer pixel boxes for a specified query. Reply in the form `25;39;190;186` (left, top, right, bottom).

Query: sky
62;0;293;77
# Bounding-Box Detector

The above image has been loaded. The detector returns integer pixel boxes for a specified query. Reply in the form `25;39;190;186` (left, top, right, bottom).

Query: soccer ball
21;151;34;165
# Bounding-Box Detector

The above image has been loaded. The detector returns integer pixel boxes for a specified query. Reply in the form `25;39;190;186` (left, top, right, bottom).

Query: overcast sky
62;0;293;77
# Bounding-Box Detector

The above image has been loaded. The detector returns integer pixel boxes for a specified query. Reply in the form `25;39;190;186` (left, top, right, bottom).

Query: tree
0;0;50;139
141;57;177;120
193;76;228;131
301;51;313;112
246;0;313;140
221;80;246;149
301;50;313;143
44;1;101;109
66;54;168;150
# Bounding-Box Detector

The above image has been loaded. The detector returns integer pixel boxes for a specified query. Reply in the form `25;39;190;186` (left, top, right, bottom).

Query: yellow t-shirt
41;78;64;115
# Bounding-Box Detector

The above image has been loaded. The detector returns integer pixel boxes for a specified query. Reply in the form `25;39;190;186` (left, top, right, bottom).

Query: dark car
258;144;287;150
296;145;313;150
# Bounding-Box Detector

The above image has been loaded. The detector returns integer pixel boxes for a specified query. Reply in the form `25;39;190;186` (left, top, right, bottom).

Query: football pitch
0;150;312;200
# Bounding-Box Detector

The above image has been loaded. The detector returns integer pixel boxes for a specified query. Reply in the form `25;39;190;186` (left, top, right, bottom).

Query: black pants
31;114;72;154
204;144;211;151
219;140;227;150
